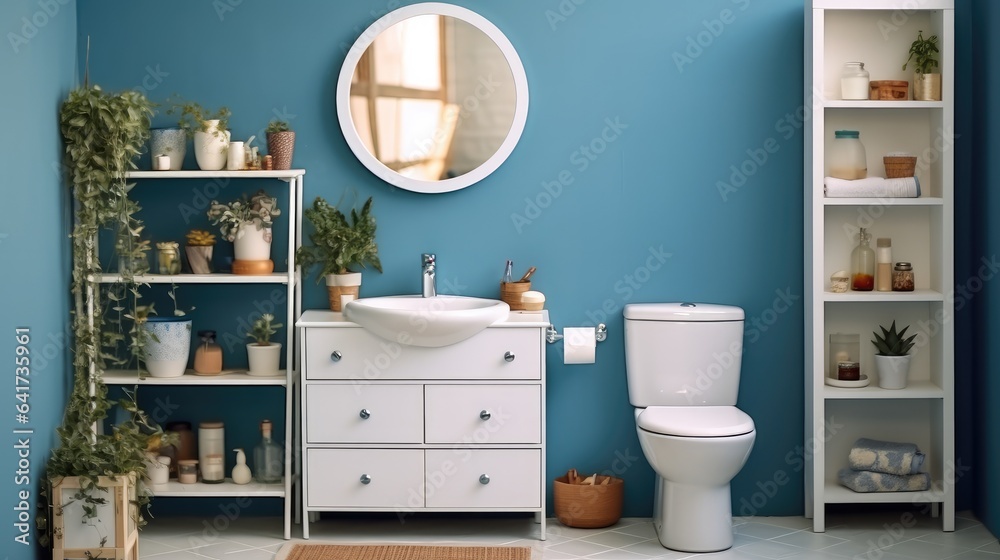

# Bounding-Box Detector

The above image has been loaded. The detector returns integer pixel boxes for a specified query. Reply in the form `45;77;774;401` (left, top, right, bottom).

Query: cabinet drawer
306;449;423;508
425;449;540;508
425;385;541;444
306;384;423;444
305;327;540;380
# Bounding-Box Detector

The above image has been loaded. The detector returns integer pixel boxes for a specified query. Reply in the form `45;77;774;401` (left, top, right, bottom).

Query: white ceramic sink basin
343;295;510;347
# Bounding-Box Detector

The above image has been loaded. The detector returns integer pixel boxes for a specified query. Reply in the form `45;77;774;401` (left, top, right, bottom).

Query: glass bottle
501;259;513;284
829;130;867;180
841;62;870;100
156;241;181;274
876;238;892;292
851;228;875;291
254;419;283;483
193;330;223;375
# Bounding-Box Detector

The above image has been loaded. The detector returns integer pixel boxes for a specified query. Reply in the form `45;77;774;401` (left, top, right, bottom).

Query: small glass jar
837;361;861;381
892;262;915;291
841;62;870;100
829;130;867;180
193;330;223;375
177;459;199;484
156;241;181;275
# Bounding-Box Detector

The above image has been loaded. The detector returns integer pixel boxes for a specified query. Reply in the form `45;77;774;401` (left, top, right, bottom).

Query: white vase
874;354;912;389
141;317;192;378
193;119;230;171
233;222;272;261
246;342;281;376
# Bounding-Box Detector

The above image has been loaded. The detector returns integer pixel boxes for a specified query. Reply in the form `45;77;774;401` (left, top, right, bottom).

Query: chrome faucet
422;253;436;298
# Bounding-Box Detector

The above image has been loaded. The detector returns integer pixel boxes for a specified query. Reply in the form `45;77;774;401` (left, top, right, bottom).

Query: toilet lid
637;406;755;437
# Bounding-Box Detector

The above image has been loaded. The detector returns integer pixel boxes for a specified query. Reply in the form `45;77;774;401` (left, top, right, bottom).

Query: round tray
825;374;870;388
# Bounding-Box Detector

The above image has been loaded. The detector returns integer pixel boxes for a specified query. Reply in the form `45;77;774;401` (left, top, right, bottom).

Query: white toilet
623;302;756;553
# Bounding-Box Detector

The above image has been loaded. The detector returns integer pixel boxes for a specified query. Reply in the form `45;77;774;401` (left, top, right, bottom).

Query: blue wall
50;0;975;525
1;0;77;558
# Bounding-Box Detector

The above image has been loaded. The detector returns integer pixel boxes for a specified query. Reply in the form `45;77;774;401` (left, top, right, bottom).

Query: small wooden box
869;80;909;100
51;474;138;560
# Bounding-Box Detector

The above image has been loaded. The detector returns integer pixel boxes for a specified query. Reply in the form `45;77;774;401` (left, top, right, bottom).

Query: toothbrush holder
500;281;531;310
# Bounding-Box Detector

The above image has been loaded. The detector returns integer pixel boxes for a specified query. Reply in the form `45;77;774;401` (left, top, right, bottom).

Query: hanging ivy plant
38;85;171;547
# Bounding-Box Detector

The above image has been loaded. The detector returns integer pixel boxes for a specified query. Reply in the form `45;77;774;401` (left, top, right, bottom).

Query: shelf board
104;369;287;386
823;100;945;109
823;289;944;302
98;273;289;284
822;379;944;399
149;478;285;497
823;482;945;504
823;197;944;206
127;170;304;179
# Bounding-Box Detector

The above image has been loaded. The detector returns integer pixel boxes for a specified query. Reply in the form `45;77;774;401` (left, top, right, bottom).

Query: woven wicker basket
553;474;624;528
884;156;917;178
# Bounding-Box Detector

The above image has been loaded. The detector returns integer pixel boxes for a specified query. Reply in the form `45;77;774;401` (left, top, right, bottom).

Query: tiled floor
139;511;999;559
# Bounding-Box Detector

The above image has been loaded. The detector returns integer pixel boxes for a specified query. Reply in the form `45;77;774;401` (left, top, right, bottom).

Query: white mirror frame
337;2;529;194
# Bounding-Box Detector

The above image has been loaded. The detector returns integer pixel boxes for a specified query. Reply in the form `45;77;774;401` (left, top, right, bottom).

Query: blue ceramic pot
141;317;192;377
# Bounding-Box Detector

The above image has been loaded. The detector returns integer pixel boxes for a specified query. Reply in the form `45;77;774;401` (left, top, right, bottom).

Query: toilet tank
623;303;745;407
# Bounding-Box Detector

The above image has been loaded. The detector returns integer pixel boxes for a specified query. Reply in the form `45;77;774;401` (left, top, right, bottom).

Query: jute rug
278;543;532;560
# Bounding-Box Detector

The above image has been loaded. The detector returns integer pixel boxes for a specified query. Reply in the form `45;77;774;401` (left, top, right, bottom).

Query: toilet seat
637;406;754;437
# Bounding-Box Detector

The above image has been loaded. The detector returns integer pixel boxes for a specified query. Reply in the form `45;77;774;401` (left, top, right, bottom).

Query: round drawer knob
359;409;371;420
360;474;371;485
503;351;515;363
331;351;343;362
479;410;492;421
479;474;491;485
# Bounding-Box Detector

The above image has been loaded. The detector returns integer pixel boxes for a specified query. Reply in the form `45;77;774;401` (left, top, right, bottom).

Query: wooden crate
51;474;138;560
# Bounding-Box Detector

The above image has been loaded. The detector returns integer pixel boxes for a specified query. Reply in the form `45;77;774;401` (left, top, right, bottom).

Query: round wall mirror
337;3;529;194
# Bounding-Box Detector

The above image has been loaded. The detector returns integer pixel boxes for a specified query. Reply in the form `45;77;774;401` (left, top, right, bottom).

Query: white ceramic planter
246;342;281;376
193;119;230;171
234;222;272;261
141;317;192;378
875;354;912;389
326;273;362;311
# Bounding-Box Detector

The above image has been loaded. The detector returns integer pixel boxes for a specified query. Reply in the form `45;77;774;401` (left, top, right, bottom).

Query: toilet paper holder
546;323;607;344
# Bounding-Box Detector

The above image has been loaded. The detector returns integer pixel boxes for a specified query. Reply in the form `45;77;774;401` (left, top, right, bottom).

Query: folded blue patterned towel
839;468;931;492
848;438;925;475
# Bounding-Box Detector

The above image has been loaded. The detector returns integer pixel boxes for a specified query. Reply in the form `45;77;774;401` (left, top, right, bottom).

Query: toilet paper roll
564;327;596;364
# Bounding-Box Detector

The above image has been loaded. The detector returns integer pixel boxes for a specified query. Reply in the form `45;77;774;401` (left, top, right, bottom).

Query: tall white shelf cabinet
805;1;955;532
99;169;305;540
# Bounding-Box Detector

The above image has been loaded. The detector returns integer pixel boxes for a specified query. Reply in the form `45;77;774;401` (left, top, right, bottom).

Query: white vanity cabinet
297;309;549;539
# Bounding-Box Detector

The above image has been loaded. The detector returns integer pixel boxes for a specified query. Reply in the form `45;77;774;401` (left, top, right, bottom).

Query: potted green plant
45;84;171;558
871;320;918;389
207;190;281;275
296;196;382;311
168;98;232;170
266;119;295;170
902;30;941;101
247;313;284;376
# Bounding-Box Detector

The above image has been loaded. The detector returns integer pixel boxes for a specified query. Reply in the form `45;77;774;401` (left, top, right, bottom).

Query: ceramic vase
193;119;230;171
141;317;192;378
874;354;912;389
326;272;361;312
246;343;281;376
267;131;295;170
149;127;186;170
233;222;272;261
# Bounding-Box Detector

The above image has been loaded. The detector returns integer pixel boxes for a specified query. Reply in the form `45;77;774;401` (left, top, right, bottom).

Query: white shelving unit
805;1;954;532
100;169;305;540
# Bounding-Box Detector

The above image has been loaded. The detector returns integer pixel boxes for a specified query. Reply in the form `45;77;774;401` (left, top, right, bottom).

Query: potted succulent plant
247;313;283;376
266;119;295;170
296;196;382;311
207;190;281;275
902;30;941;101
169;98;232;170
871;320;918;389
185;229;216;274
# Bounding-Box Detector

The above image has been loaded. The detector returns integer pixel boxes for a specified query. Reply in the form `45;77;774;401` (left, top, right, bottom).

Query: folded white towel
824;177;921;198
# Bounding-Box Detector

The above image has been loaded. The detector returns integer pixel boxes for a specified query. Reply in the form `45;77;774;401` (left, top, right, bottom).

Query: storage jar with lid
876;238;893;292
892;262;915;291
193;330;223;375
198;421;225;483
829;130;867;180
841;62;870;100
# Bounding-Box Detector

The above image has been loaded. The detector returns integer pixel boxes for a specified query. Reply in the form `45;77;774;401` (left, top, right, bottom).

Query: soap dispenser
231;448;252;485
